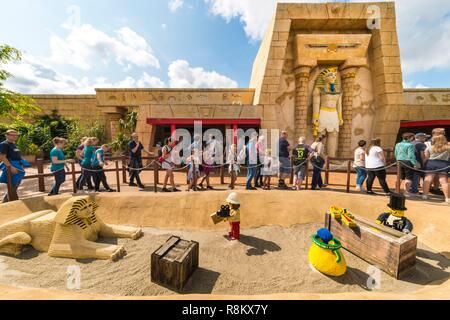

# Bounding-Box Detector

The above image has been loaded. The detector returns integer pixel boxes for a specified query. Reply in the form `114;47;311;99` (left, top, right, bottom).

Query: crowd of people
353;129;450;204
0;127;449;204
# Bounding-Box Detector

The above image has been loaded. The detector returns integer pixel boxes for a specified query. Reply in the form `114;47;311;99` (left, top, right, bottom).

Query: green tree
110;109;138;154
0;45;40;119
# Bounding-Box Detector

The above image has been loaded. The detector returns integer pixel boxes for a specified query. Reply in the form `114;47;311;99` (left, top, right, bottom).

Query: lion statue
0;196;143;261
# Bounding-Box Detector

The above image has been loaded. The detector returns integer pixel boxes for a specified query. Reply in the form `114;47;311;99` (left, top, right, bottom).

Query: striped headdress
315;66;341;94
64;198;99;229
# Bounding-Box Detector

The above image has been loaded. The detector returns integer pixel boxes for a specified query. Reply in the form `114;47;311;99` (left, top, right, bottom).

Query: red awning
147;118;261;126
400;120;450;128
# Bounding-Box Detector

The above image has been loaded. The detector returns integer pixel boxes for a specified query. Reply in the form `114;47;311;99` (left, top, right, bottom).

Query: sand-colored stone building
27;2;450;156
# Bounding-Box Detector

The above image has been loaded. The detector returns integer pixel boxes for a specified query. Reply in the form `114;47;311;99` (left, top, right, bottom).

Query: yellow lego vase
308;229;347;277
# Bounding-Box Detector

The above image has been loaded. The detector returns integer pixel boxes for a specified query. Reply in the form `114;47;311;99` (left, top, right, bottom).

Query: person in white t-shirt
365;138;391;195
353;140;367;192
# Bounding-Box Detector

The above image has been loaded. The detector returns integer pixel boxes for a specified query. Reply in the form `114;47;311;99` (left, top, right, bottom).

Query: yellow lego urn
308;228;347;277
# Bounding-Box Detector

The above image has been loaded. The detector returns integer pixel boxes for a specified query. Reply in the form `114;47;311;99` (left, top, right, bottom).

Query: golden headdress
315;66;341;94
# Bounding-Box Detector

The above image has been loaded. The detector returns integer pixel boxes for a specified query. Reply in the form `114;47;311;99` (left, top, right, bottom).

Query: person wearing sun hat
376;193;413;234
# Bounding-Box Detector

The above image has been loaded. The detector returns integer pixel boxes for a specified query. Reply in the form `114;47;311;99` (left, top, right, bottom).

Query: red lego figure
225;192;241;241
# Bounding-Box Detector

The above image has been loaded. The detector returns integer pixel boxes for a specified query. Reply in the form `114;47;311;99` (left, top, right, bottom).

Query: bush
110;109;137;155
27;125;52;157
0;123;9;137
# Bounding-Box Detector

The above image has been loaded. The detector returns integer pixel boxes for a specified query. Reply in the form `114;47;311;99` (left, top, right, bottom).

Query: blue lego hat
317;228;333;244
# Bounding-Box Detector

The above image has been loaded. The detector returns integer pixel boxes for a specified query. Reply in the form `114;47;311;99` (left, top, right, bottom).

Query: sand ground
0;223;448;297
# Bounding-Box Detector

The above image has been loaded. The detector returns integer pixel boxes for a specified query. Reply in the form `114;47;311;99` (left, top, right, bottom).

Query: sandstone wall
27;94;114;140
29;94;101;121
96;89;257;148
402;89;450;121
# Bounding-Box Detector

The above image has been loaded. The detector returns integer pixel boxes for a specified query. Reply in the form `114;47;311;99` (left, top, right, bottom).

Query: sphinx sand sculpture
0;196;143;261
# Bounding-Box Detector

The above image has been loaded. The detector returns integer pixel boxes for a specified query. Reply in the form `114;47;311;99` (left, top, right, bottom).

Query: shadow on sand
231;234;282;256
332;266;375;290
331;248;450;290
182;268;221;294
398;248;450;286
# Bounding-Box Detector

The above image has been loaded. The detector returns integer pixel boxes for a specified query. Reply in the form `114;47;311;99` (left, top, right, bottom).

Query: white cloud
137;72;166;88
169;0;184;12
49;24;160;71
204;0;450;74
4;55;165;94
403;81;429;89
394;0;450;74
4;9;240;93
4;55;239;93
205;0;280;41
168;59;238;88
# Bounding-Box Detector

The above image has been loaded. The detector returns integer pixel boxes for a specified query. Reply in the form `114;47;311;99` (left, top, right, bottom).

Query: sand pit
0;223;448;297
0;191;449;299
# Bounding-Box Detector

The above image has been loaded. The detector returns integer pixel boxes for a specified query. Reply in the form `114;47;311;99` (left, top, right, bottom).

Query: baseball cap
415;133;430;139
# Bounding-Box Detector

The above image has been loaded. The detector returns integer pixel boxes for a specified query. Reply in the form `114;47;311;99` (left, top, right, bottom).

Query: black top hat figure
388;193;407;211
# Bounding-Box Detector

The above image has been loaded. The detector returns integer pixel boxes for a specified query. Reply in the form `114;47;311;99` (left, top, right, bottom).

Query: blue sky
1;0;450;93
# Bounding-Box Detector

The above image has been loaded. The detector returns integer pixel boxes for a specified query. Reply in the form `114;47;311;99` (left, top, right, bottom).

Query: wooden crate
151;236;199;292
325;212;417;279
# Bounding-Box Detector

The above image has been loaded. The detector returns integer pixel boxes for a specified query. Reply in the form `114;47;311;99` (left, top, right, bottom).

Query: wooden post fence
193;162;198;190
115;160;121;193
71;162;77;194
396;162;402;194
325;156;330;185
37;159;45;192
3;155;405;198
186;165;190;185
289;158;294;185
346;160;352;193
220;164;225;185
122;159;127;184
6;166;18;201
305;161;310;190
155;161;160;185
153;160;159;193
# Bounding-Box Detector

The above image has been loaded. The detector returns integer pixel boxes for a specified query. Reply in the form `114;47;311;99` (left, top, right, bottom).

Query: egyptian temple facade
27;2;450;157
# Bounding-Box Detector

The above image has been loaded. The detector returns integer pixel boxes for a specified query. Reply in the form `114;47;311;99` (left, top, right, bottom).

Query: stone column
293;66;312;140
338;67;358;158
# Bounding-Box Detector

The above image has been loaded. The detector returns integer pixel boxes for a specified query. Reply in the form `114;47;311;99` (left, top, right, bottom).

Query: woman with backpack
310;136;326;190
160;137;180;193
77;137;95;191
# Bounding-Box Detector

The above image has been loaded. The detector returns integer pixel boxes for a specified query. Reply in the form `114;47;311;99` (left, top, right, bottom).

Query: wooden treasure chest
325;212;417;279
151;236;199;292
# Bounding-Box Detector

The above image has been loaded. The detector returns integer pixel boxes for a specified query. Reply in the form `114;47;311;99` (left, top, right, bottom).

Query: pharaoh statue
312;67;343;157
